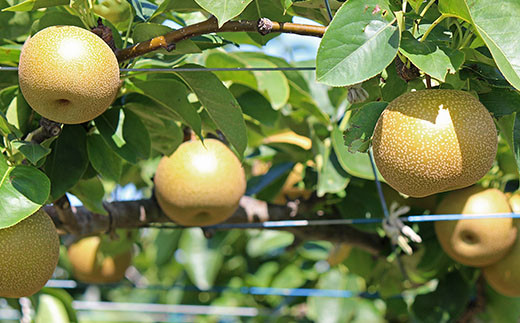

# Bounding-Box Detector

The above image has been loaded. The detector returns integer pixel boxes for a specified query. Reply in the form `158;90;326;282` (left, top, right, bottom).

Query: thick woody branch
45;195;386;255
116;16;326;62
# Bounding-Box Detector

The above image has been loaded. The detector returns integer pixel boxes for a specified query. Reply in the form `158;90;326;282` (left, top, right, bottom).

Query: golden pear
372;89;497;197
18;25;120;124
0;209;60;298
482;219;520;297
154;139;246;226
434;186;516;267
67;236;132;284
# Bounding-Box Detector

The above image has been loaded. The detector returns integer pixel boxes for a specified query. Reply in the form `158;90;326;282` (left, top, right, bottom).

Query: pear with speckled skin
434;186;516;267
154;139;246;226
0;209;60;298
18;25;120;124
372;89;497;198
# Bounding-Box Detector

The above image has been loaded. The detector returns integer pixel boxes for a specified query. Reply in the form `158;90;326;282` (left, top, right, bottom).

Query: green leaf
463;0;520;90
400;31;465;82
497;113;520;178
438;0;471;22
129;0;157;21
194;0;252;27
316;0;400;86
482;284;520;323
44;125;89;200
69;177;107;215
31;11;84;33
331;126;384;181
179;228;225;290
0;46;20;63
316;139;350;197
175;64;247;158
271;264;305;289
231;85;278;127
412;271;472;322
246;230;294;257
2;0;68;11
343;102;387;153
480;88;520;119
6;90;32;134
307;269;364;323
132;23;202;55
246;58;290;110
132;79;202;138
94;108;151;164
123;93;183;156
87;134;122;182
205;52;258;89
12;140;51;165
0;155;50;229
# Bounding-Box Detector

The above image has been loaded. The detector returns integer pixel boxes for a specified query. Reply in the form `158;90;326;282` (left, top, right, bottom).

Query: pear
0;209;60;298
434;186;516;267
372;90;497;197
18;25;120;124
154;139;246;226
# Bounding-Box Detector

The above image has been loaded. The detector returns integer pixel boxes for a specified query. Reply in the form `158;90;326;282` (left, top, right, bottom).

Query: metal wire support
324;0;334;21
0;66;317;73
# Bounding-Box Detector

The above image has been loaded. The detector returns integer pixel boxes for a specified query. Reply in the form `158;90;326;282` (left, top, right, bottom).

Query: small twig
425;74;432;89
116;17;326;62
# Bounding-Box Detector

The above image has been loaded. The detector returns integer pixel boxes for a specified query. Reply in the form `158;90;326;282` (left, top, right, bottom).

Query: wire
0;66;317;72
324;0;334;21
141;213;520;230
46;280;381;299
368;149;390;218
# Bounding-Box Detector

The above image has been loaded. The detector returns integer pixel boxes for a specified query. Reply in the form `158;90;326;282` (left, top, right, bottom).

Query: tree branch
45;195;387;256
115;17;326;62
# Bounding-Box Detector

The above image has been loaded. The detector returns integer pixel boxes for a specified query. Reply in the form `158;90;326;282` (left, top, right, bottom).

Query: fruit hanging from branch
154;139;246;227
434;186;516;267
18;25;120;124
0;210;60;298
372;89;497;198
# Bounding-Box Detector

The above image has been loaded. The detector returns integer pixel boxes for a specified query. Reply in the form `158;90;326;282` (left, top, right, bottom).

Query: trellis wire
0;66;316;72
142;213;520;230
45;279;382;300
324;0;334;21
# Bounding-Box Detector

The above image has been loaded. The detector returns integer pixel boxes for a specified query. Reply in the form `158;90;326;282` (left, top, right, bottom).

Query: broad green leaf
44;125;88;200
179;228;225;290
497;113;520;178
438;0;471;22
132;23;202;55
150;0;200;20
381;60;407;102
0;154;51;229
205;52;258;89
69;177;107;214
461;0;520;90
129;0;157;21
154;229;182;266
482;284;520;322
307;269;364;323
38;289;78;323
400;31;465;82
331;126;384;181
2;0;68;11
132;79;202;138
480;88;520;118
343;102;387;153
87;134;123;182
271;264;305;289
316;139;350;197
316;0;400;86
231;84;278;127
247;58;290;110
194;0;252;27
0;46;20;63
6;90;32;134
12;140;51;165
35;294;70;323
123;93;184;156
31;11;84;33
175;64;247;158
94;108;151;164
246;230;294;257
412;271;472;322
